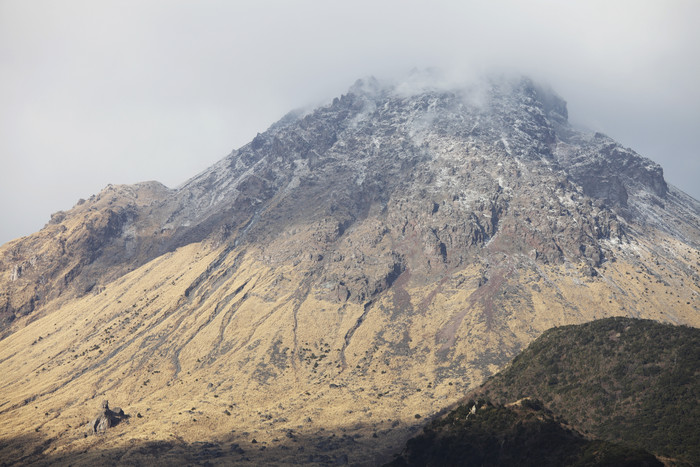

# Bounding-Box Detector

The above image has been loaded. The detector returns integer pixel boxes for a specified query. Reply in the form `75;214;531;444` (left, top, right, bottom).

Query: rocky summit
0;74;698;465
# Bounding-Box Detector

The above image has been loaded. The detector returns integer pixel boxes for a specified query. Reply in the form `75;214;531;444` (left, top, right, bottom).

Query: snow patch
500;137;511;155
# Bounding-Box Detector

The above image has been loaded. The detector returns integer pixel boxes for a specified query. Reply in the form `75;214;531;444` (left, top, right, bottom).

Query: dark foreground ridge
386;397;661;467
390;317;699;466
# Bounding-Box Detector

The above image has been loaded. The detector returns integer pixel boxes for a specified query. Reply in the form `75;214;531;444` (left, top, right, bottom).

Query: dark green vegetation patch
479;317;699;465
387;398;661;466
389;317;698;466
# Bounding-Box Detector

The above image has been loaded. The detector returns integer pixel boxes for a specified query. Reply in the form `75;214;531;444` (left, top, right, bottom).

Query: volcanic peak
0;74;698;466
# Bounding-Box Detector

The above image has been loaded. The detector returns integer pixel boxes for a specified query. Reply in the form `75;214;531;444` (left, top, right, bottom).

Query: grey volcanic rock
554;130;668;207
90;400;126;435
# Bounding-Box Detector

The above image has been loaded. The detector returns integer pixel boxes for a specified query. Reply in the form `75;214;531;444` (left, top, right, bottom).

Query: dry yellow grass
0;225;698;465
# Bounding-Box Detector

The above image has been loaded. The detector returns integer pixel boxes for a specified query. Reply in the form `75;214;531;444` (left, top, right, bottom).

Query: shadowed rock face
0;75;698;466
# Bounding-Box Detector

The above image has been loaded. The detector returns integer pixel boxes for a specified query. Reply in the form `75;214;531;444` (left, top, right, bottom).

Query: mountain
390;317;698;466
0;73;698;465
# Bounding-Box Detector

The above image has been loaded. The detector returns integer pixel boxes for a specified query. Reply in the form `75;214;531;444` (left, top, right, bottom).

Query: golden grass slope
0;222;698;465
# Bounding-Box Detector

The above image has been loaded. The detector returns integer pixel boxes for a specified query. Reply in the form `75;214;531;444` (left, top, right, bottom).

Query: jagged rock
90;400;126;435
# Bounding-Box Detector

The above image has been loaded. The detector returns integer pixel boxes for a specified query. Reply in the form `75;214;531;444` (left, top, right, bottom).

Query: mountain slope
0;75;698;465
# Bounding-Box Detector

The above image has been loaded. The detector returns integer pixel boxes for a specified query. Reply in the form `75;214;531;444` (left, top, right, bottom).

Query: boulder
90;400;126;435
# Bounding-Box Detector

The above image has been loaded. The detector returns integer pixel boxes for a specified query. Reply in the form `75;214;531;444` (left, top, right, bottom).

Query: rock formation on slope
0;74;698;465
90;400;126;435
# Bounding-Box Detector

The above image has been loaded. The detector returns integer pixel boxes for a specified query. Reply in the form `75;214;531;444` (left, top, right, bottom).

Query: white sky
1;0;699;244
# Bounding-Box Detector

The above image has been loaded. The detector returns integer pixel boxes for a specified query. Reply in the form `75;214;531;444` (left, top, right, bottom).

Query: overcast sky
1;0;699;245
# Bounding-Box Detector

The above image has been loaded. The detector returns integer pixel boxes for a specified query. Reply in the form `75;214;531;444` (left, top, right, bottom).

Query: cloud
1;0;698;244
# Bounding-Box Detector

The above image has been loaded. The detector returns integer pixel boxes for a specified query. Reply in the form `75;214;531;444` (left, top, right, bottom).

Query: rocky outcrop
0;182;173;334
90;400;126;435
555;132;668;207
